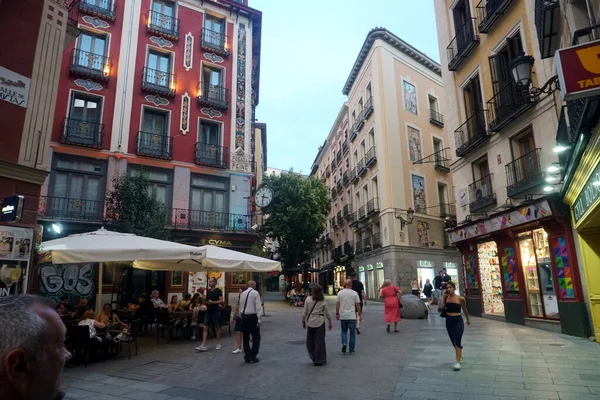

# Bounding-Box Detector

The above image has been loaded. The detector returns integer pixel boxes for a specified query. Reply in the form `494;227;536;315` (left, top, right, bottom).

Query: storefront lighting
547;164;560;173
51;223;62;234
546;176;558;183
543;186;554;193
553;145;568;153
593;181;600;186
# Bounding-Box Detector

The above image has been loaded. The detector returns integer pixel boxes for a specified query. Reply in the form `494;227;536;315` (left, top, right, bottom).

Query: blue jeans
340;319;357;352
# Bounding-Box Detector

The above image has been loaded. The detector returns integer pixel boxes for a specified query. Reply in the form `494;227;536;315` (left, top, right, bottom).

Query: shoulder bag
239;289;253;328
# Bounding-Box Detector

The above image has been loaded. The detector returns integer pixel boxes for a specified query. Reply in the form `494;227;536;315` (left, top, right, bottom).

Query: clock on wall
255;186;273;208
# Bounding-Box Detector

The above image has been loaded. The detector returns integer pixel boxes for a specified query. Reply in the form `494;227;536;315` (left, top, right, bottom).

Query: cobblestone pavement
63;295;600;400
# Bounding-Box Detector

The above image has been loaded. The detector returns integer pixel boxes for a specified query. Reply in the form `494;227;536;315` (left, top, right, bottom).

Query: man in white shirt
239;281;263;363
336;279;361;354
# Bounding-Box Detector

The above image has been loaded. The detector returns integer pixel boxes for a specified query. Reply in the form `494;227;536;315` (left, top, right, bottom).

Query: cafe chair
66;325;91;367
118;319;141;359
156;311;175;343
219;306;232;337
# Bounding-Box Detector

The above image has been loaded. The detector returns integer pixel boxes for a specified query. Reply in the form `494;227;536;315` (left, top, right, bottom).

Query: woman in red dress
379;279;402;333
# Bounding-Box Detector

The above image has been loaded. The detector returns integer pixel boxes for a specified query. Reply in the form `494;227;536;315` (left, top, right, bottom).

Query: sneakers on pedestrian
342;344;347;353
195;345;208;352
460;357;464;363
452;362;462;371
216;344;222;350
232;348;242;354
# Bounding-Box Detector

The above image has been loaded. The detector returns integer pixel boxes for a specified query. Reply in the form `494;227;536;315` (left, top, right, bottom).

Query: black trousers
306;323;326;365
241;314;261;360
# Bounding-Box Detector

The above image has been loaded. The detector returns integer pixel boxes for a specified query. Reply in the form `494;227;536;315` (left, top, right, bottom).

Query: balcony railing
487;81;533;133
337;211;343;223
331;216;337;227
366;198;379;215
342;141;349;154
455;110;488;157
195;142;228;169
365;147;376;167
38;196;104;223
336;181;342;192
468;174;496;213
343;241;353;256
355;240;363;255
358;205;366;220
197;83;229;110
79;0;117;21
447;17;479;71
141;67;176;97
349;125;358;142
60;117;103;149
147;10;180;40
506;148;544;197
439;203;456;219
372;233;381;249
333;246;343;260
342;170;350;186
325;166;331;177
201;28;229;56
363;236;372;253
336;151;342;165
535;0;560;59
349;211;359;227
476;0;514;33
357;158;366;176
363;96;374;120
434;149;450;172
331;156;337;169
350;167;358;183
429;109;444;127
69;49;112;81
136;131;172;159
167;209;251;232
331;187;337;199
343;204;351;218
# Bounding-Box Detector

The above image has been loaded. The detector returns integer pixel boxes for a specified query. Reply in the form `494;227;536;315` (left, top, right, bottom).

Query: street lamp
510;53;560;97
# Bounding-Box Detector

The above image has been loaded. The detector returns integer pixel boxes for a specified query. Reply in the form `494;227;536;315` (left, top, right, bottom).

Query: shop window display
478;241;504;314
465;253;480;296
519;233;543;317
552;236;574;300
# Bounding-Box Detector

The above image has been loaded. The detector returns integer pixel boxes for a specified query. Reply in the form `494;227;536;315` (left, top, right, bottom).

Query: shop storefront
416;260;460;297
450;198;589;337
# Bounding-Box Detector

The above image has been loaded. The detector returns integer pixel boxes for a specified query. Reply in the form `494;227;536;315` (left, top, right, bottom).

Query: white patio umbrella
133;245;281;272
40;228;205;310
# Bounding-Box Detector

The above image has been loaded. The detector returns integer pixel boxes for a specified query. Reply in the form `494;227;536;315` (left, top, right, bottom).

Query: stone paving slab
62;297;600;400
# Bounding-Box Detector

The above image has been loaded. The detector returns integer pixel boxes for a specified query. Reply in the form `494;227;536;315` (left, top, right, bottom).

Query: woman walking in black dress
302;284;333;366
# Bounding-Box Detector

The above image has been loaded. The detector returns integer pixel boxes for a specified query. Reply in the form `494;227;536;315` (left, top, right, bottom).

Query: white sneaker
452;362;462;371
195;345;208;352
232;348;242;354
190;336;196;340
460;357;464;363
216;344;222;350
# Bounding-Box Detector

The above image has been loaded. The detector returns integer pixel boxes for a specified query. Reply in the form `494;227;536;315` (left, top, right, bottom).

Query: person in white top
238;281;263;363
336;279;361;354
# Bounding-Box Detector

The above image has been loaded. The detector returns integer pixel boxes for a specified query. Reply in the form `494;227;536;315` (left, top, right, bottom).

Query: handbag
440;308;447;318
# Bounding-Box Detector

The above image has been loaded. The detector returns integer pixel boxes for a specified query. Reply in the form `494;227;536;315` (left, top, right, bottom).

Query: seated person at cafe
190;293;200;309
78;310;106;342
135;295;153;318
168;295;179;313
177;294;192;311
56;296;72;315
151;290;168;309
290;287;300;305
71;298;89;322
97;303;127;329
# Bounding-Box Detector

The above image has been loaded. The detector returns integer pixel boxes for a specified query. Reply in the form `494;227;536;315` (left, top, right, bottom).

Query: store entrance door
478;241;504;315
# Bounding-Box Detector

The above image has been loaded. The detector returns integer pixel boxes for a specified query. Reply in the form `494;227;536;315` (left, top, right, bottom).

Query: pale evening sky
251;0;441;174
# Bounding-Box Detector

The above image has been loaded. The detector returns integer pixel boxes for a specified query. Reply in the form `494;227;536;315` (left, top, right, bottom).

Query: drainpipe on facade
117;0;136;149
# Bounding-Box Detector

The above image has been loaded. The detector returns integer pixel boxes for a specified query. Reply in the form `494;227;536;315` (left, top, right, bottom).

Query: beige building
433;0;598;337
311;28;461;298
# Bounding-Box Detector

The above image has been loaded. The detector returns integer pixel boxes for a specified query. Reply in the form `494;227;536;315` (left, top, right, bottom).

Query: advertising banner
0;226;34;297
556;39;600;101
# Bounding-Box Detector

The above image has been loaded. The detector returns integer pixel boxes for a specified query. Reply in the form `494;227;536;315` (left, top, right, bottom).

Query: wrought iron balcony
350;167;358;184
331;186;337;199
167;208;251;233
343;204;351;218
136;131;172;159
349;126;358;142
372;233;381;249
476;0;514;33
38;196;104;223
197;83;229;110
147;9;180;40
363;236;372;253
79;0;117;21
468;174;496;213
342;140;349;154
331;216;337;227
455;110;488;157
439;203;456;219
343;241;353;256
195;142;228;169
342;170;350;186
429;109;444;127
487;81;534;133
69;49;112;81
358;205;366;220
349;211;359;227
325;166;331;177
60;117;103;149
333;246;343;260
357;158;366;176
337;211;343;224
435;149;450;172
141;67;176;97
336;181;342;192
201;28;230;56
336;151;342;165
506;148;544;197
355;240;363;255
535;0;559;59
363;96;374;120
331;156;337;169
365;147;376;167
447;17;479;71
366;198;379;215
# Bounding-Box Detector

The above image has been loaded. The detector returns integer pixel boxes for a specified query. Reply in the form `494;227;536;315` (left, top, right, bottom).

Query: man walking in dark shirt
196;278;223;352
433;270;444;311
350;273;367;334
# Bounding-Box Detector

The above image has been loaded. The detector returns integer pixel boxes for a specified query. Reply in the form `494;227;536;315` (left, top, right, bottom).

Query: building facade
434;0;598;337
311;29;461;298
0;0;77;297
34;0;263;304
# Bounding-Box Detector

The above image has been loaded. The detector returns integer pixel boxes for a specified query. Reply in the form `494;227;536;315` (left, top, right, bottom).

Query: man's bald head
345;279;352;288
248;281;256;289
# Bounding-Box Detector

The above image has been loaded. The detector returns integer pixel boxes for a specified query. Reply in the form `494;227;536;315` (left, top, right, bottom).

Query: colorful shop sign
449;200;552;243
572;160;600;225
555;39;600;101
358;266;365;272
367;264;374;271
376;262;384;269
0;225;33;297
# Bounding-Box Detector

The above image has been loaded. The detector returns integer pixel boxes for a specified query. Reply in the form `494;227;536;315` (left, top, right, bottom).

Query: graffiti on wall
38;263;96;304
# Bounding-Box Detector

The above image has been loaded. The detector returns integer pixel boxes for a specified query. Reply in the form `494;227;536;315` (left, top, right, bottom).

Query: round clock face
255;187;273;208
